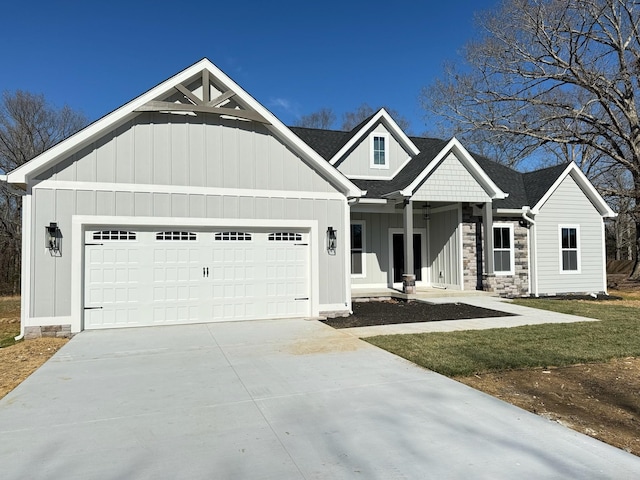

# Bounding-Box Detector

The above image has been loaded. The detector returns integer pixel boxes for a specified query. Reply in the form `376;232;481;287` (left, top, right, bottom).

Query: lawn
0;297;20;348
365;294;640;377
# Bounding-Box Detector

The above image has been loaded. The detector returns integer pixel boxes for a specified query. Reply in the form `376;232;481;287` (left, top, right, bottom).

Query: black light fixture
327;226;337;255
45;222;61;255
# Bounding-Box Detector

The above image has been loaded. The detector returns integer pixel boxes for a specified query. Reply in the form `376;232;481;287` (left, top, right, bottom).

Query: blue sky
1;0;499;135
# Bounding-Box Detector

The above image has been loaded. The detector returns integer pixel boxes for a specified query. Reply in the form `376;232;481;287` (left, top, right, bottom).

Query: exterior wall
462;207;529;296
335;123;411;178
350;210;428;286
429;206;461;288
535;174;606;294
412;154;491;203
36;113;334;194
27;114;349;325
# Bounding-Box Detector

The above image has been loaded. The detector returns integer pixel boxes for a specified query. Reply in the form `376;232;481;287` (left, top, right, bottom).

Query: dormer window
370;133;389;169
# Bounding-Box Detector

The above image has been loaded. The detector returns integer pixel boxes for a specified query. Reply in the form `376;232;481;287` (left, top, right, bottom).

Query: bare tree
421;0;640;277
0;91;86;294
294;108;336;129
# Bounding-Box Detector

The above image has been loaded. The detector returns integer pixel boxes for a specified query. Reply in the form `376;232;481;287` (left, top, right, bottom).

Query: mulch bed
322;299;516;329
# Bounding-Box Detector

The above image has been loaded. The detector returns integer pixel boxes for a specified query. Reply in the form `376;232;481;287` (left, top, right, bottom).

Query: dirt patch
458;358;640;456
0;337;68;399
322;299;515;329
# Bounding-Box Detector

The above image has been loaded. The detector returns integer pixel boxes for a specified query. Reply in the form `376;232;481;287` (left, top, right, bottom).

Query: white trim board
32;180;347;201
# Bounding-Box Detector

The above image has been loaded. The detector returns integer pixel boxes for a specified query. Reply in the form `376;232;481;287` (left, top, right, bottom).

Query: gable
411;153;491;202
531;164;615;218
334;122;413;179
8;59;361;198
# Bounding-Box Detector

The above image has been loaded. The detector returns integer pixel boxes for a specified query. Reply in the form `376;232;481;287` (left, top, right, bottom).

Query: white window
370;133;389;169
350;222;365;277
560;226;580;273
493;224;514;275
268;232;302;242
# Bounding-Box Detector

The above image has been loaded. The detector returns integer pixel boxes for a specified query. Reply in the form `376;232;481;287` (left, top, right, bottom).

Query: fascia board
402;137;506;199
531;163;616;218
329;109;419;166
7;58;363;198
7;59;215;184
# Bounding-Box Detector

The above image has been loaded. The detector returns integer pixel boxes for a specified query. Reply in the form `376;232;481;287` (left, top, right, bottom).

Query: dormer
330;109;420;180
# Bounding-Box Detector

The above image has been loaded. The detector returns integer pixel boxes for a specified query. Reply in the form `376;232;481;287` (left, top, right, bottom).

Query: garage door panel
84;229;310;329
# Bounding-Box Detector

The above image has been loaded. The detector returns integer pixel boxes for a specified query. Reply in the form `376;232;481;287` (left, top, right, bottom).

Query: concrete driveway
1;319;639;479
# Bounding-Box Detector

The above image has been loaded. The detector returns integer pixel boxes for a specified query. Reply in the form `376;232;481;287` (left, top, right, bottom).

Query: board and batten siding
30;189;347;318
28;113;349;320
335;123;411;178
429;207;461;289
412;154;490;203
350;212;428;286
535;174;605;294
35;113;334;194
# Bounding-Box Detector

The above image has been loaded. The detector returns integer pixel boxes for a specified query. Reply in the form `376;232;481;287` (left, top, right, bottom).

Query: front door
392;233;422;283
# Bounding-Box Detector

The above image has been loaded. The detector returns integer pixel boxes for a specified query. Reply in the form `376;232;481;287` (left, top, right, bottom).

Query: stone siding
462;207;529;296
24;325;73;340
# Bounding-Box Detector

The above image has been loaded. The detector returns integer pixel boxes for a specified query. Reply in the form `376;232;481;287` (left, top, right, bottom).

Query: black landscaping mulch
322;299;516;329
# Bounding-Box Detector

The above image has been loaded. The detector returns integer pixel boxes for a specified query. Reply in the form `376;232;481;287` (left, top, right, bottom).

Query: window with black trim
156;231;197;241
214;232;252;241
93;230;136;241
493;225;514;275
560;226;579;272
350;222;364;276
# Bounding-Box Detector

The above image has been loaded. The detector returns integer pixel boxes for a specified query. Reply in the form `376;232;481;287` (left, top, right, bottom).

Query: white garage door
84;228;310;329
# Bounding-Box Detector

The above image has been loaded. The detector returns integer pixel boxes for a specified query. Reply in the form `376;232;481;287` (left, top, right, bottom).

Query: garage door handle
203;267;209;277
84;306;103;310
295;297;309;301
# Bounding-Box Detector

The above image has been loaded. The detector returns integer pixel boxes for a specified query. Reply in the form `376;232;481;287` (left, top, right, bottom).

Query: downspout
521;208;538;297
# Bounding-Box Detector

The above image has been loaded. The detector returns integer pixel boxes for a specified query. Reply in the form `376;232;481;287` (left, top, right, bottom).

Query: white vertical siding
535;174;605;294
429;208;460;288
40;113;334;194
30;188;346;317
350;211;428;286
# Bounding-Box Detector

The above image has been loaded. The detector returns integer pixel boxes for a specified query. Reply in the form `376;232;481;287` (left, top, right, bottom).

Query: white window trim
559;224;581;274
350;220;366;278
493;223;515;276
370;133;390;169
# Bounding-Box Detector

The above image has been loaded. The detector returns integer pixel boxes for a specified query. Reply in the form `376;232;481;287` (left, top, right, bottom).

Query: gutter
520;207;538;297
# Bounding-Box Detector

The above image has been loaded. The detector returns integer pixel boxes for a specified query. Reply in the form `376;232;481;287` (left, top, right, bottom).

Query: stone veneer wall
462;206;529;296
24;325;73;340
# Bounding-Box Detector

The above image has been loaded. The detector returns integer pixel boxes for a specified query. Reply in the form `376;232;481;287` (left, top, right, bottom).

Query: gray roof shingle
289;126;568;208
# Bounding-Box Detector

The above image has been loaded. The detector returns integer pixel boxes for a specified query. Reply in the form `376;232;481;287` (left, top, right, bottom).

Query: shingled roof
289;126;569;208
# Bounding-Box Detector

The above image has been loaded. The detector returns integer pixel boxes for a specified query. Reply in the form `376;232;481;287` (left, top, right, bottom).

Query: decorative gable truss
134;69;269;124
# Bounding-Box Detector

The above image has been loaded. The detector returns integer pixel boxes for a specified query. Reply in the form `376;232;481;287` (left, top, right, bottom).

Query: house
4;58;616;337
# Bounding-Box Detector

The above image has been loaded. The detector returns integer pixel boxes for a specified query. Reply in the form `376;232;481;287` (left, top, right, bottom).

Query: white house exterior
4;58;616;337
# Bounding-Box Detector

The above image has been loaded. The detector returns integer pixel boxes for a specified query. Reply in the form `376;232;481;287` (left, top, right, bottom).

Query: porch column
483;202;494;275
403;199;416;293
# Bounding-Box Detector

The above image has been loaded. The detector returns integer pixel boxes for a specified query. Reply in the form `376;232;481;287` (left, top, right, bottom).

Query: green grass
0;297;21;348
365;299;640;377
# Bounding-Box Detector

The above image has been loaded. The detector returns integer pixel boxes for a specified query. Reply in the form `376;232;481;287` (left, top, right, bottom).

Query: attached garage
7;59;360;337
84;227;311;329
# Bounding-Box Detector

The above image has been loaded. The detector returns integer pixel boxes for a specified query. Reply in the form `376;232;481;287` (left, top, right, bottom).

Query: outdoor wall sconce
423;204;431;220
45;222;61;256
327;226;337;255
